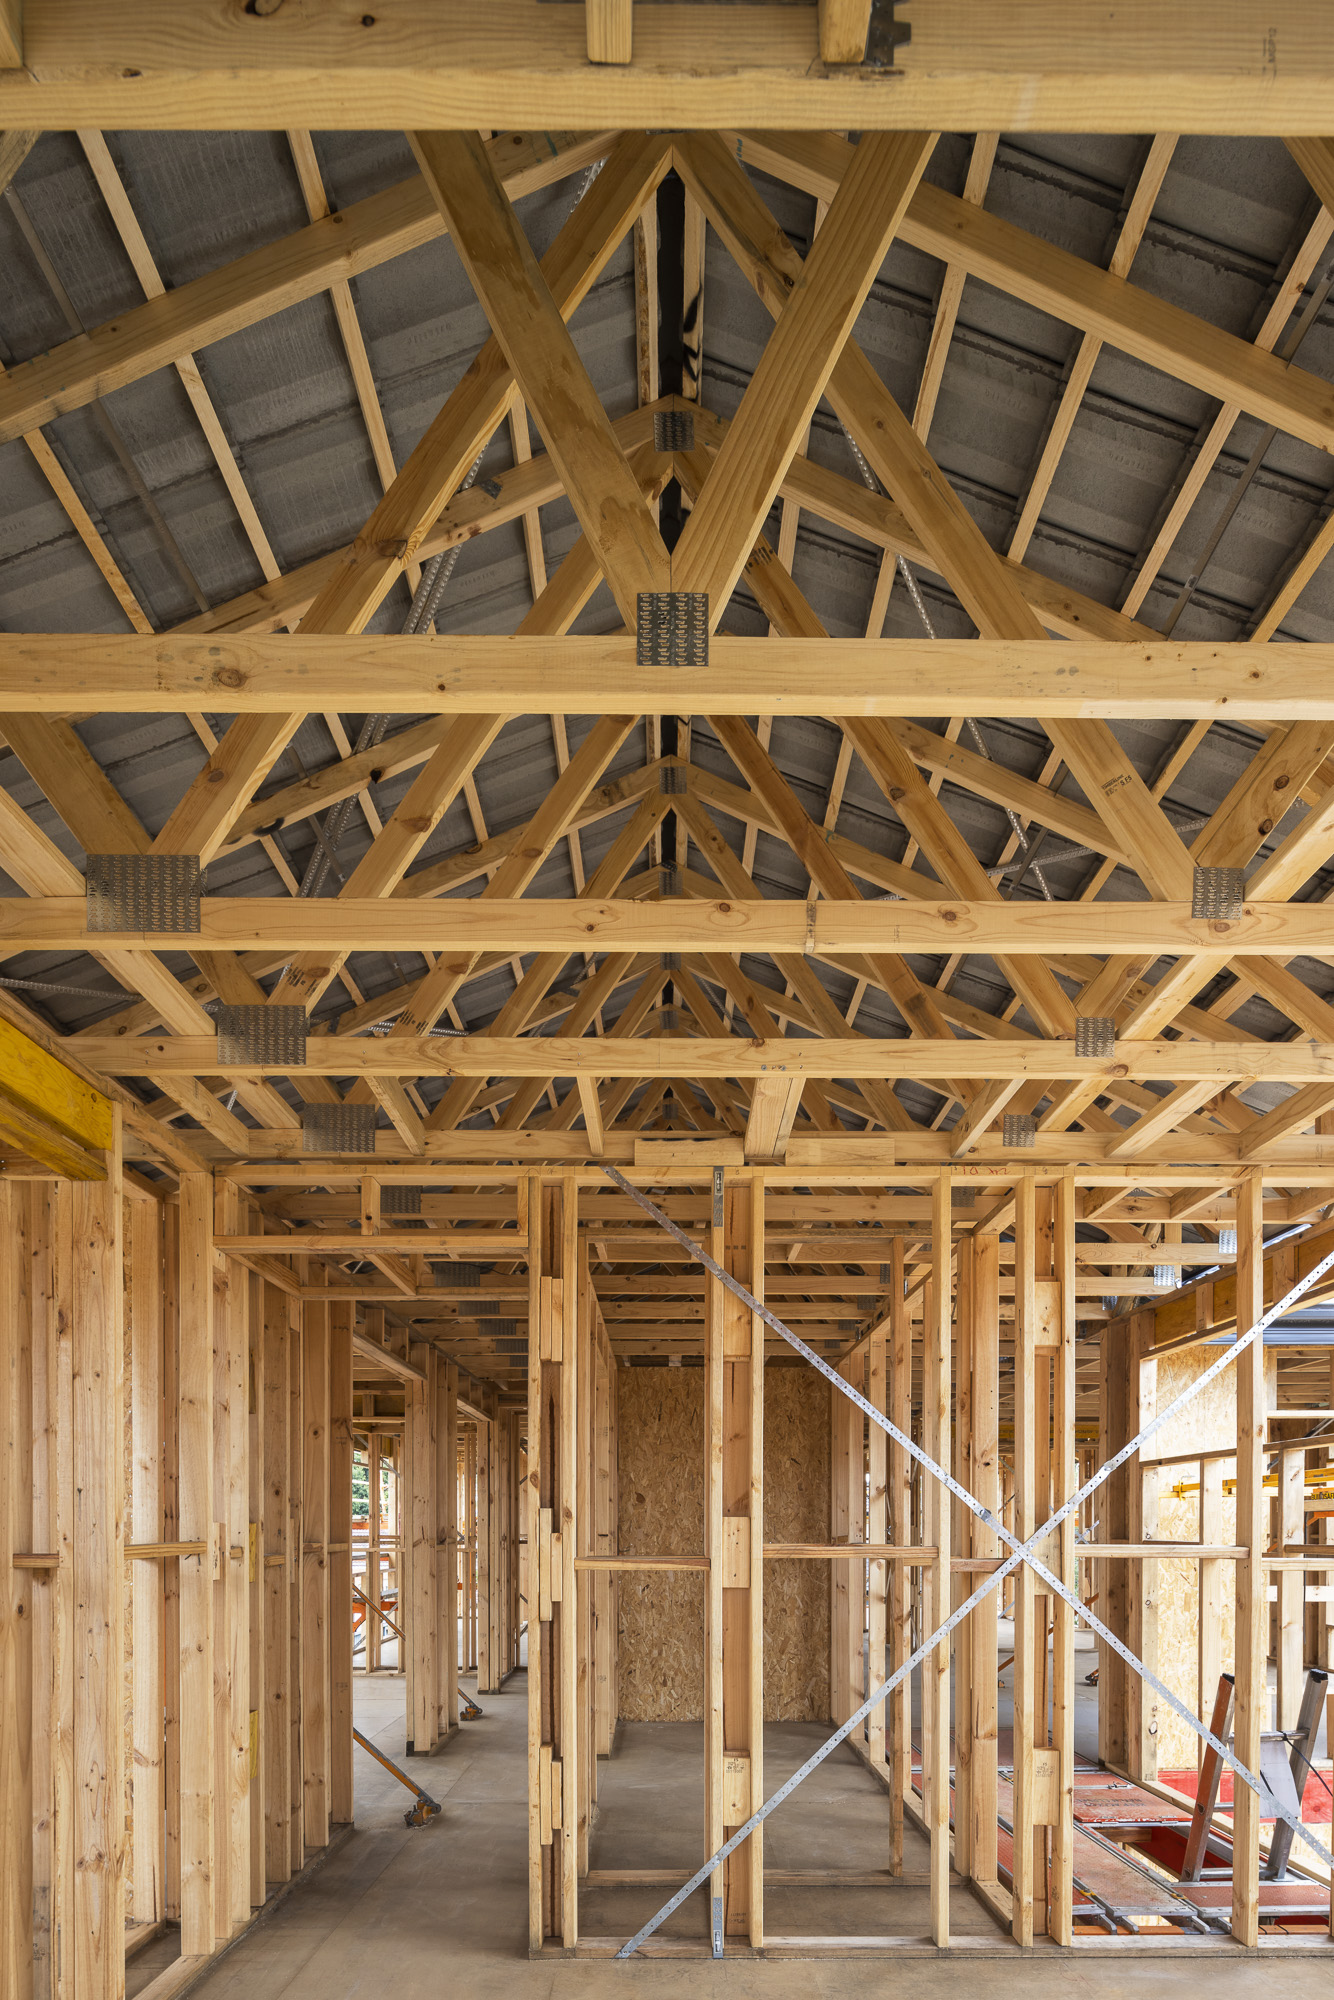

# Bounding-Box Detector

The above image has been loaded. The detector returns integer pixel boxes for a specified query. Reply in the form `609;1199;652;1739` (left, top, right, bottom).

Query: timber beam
5;896;1332;955
0;7;1331;134
0;635;1329;718
70;1034;1334;1087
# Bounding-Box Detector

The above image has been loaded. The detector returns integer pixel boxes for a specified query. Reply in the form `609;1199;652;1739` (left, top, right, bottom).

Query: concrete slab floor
162;1668;1325;2000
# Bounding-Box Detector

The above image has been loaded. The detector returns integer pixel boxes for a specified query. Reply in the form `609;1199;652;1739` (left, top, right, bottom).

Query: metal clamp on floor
352;1727;443;1828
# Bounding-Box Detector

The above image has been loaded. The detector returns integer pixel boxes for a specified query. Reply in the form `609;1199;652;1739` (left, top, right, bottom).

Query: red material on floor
1158;1765;1333;1822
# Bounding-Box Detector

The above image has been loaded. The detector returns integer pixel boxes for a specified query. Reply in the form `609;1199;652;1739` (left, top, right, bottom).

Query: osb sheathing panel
616;1364;831;1722
763;1366;831;1722
1143;1348;1275;1771
617;1370;705;1722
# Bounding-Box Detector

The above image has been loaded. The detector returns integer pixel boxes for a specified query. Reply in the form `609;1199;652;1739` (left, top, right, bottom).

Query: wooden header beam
0;5;1331;132
0;634;1329;718
6;897;1331;956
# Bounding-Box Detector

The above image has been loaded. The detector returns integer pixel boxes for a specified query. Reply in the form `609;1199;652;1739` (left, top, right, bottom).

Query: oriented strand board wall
763;1365;830;1722
615;1363;831;1722
616;1369;706;1721
1144;1348;1275;1771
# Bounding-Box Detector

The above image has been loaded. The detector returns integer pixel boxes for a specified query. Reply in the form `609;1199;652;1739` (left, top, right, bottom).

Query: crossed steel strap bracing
598;1164;1334;1958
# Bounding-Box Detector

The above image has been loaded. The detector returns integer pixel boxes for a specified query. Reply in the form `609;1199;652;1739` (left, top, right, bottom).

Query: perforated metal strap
602;1167;1334;1954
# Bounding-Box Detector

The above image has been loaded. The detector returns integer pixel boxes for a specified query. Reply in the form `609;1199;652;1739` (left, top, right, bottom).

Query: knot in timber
211;666;246;692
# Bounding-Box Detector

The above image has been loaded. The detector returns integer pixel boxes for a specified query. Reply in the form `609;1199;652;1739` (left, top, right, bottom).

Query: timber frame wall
0;1143;512;2000
525;1164;1334;1957
0;1159;362;2000
7;1144;1333;1974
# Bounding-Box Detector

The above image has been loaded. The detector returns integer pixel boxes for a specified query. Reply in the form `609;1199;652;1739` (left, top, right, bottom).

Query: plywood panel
1145;1348;1273;1772
1154;1350;1236;1773
616;1369;705;1721
764;1366;830;1722
616;1363;830;1722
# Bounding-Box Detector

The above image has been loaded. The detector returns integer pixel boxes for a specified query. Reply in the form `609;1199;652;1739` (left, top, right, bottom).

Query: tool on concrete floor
352;1727;442;1827
460;1694;484;1721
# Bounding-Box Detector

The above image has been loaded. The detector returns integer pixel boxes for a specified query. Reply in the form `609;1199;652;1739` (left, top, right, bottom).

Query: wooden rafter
739;128;1334;461
412;128;672;624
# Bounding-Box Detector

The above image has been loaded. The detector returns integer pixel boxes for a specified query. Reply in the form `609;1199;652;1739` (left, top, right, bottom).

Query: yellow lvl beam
0;1010;112;1177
